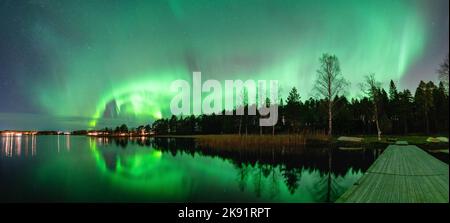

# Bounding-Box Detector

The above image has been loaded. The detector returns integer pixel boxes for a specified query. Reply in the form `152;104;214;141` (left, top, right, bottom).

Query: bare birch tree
361;73;382;141
313;53;348;137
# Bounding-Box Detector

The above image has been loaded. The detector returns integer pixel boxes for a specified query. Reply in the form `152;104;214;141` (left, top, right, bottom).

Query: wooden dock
336;144;449;203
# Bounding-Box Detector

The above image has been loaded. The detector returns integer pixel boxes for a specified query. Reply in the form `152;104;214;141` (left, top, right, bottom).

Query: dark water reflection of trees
95;137;383;202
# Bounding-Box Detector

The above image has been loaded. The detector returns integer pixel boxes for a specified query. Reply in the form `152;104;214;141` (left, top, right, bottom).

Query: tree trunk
327;73;332;137
375;118;381;141
374;103;381;141
328;100;332;137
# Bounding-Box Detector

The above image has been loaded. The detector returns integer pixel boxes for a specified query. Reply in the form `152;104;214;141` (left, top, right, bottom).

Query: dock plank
336;145;449;203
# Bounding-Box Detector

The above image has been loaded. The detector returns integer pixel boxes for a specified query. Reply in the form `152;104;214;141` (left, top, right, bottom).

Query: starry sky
0;0;448;130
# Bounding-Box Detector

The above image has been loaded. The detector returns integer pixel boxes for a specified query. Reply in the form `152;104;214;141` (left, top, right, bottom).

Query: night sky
0;0;448;130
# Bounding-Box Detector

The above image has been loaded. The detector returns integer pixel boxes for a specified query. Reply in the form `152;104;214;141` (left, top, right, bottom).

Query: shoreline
2;130;447;150
84;133;449;151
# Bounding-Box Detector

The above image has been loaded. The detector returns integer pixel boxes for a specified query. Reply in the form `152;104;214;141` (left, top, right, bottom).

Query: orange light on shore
1;131;24;136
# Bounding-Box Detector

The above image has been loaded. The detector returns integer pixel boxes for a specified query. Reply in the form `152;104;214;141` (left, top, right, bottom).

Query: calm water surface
0;135;381;202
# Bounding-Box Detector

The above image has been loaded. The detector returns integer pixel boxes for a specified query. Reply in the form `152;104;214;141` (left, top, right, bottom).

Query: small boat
337;136;363;142
338;147;363;151
426;137;441;143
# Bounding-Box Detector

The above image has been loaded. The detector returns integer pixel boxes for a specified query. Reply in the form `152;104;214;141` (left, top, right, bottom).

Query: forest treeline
150;79;448;136
110;54;449;137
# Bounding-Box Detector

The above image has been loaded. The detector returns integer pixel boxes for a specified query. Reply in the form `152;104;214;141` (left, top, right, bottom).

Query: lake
0;135;381;202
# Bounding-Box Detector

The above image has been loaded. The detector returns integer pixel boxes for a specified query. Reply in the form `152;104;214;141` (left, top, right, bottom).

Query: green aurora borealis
1;0;448;130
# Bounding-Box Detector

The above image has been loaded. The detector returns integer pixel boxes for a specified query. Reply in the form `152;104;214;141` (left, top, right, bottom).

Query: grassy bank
194;133;330;151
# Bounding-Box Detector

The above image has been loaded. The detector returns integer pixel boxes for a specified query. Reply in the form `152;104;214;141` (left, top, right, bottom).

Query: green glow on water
88;139;189;199
85;138;364;202
1;136;366;202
